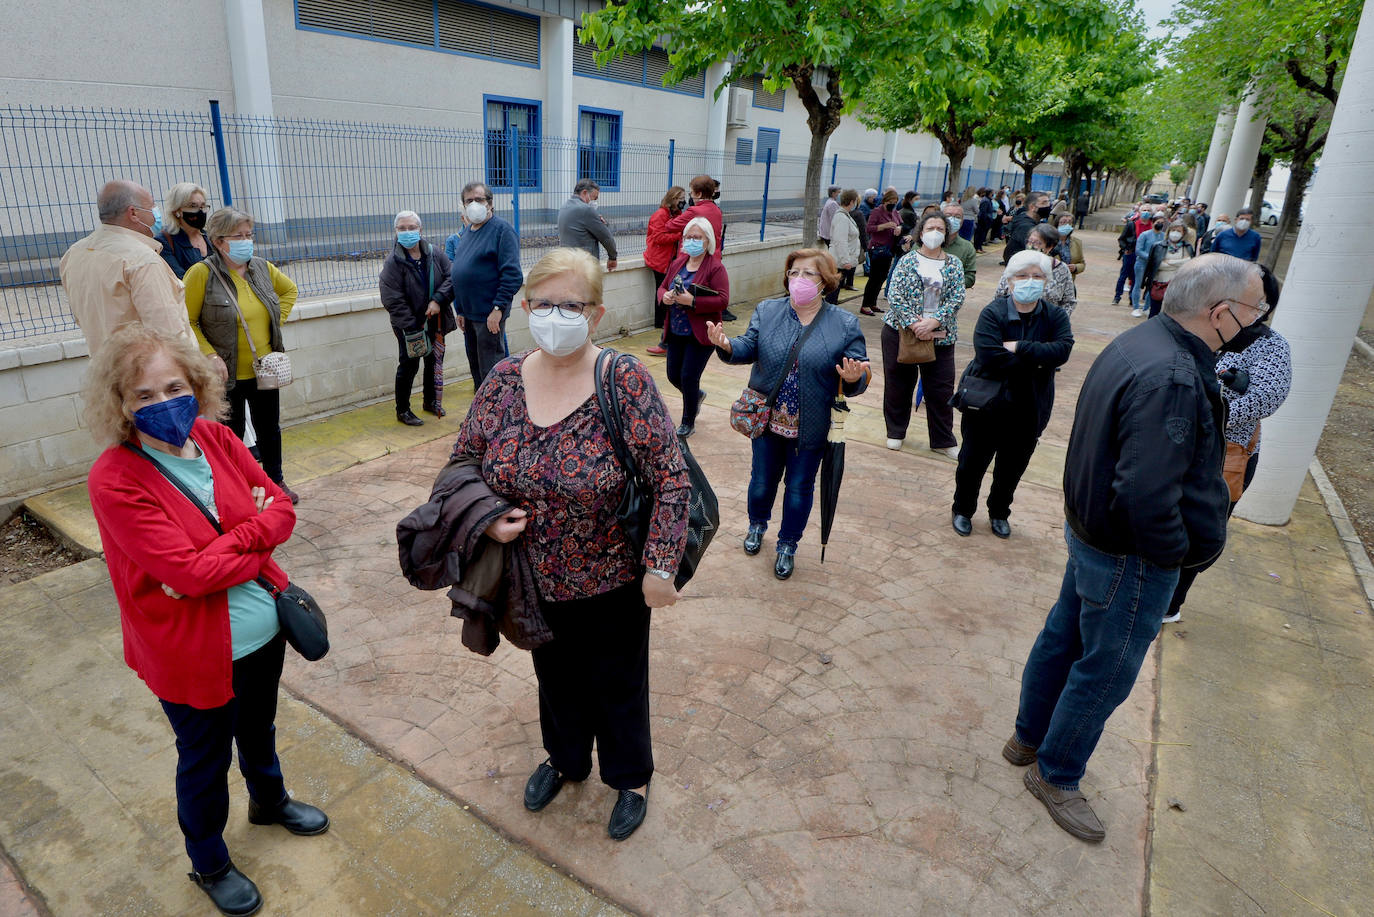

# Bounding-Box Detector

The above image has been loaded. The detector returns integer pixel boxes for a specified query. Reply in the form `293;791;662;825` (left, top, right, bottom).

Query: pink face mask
788;275;821;304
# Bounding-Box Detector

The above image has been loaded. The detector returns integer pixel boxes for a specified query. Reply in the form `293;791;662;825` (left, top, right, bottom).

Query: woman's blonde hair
82;323;227;447
205;207;254;243
682;216;717;255
163;182;209;235
523;247;604;304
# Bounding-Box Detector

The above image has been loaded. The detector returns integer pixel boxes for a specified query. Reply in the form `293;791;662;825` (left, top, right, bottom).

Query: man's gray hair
97;180;147;224
393;210;421;229
1162;253;1262;319
574;178;600;195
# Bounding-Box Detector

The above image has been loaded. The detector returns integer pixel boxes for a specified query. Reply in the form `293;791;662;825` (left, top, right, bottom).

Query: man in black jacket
1002;192;1049;263
1003;254;1265;843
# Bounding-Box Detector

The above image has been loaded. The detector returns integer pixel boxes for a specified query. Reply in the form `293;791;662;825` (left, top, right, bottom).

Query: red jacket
88;419;295;709
644;206;681;273
664;199;724;252
657;251;729;346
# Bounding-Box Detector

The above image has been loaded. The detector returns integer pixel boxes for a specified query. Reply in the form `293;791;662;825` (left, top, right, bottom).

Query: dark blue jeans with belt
159;635;288;874
747;432;825;549
1014;525;1179;788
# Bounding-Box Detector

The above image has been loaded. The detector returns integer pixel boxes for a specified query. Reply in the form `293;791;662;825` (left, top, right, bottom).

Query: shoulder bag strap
208;257;262;360
766;315;821;408
593;349;641;481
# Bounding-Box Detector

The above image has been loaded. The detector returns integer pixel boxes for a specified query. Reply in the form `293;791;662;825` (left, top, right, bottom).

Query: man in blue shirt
1210;206;1263;261
450;181;523;385
1130;217;1163;316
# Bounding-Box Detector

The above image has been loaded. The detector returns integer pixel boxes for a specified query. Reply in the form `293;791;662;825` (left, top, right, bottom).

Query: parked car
1143;192;1169;205
1260;200;1280;225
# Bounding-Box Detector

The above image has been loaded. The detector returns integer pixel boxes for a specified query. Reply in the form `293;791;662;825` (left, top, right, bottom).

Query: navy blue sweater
449;216;524;319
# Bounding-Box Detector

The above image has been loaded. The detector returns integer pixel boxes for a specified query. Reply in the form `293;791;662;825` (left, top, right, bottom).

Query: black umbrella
818;386;850;562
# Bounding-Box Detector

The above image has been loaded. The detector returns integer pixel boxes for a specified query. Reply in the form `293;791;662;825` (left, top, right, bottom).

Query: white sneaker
1130;309;1143;317
886;438;903;450
930;445;960;459
1162;610;1182;624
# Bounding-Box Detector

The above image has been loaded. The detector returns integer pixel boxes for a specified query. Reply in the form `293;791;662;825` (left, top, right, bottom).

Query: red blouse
87;419;295;709
452;352;690;603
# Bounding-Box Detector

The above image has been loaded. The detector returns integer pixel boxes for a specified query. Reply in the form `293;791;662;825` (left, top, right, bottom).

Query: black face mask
1036;206;1052;219
1218;320;1269;354
180;209;207;230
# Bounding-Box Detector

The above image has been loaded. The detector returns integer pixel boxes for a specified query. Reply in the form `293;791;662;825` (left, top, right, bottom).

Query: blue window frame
734;137;754;165
755;128;780;165
483;96;541;191
577;107;622;190
294;0;540;69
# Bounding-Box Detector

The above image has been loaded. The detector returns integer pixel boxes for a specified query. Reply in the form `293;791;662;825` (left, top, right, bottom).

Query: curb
1308;458;1374;613
1352;335;1374;364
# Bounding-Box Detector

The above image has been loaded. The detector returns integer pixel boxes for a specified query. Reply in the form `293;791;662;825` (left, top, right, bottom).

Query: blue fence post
759;148;773;242
877;157;886;192
208;100;233;207
913;162;921;195
941;163;949;196
830;153;838;185
507;125;521;236
668;138;676;189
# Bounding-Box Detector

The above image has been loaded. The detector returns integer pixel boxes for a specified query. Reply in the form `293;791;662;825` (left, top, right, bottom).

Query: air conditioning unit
727;88;750;127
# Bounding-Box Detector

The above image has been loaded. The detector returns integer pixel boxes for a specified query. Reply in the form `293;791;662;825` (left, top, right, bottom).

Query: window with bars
755;128;780;165
735;138;754;165
484;97;541;191
578;108;621;190
572;33;705;96
296;0;539;67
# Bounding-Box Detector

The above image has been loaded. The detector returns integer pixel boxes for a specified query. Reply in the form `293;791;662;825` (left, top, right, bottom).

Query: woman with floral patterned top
882;213;967;458
451;247;689;842
706;248;870;581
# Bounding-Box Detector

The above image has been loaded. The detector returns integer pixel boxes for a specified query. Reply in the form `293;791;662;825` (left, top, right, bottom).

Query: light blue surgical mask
682;238;705;257
135;205;163;236
1012;278;1045;303
396;230;422;249
227;239;254;264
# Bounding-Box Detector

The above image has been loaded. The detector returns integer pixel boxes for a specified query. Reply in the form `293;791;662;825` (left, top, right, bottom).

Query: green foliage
1169;163;1191;185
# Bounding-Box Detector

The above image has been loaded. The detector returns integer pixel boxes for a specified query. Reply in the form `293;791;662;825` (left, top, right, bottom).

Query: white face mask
1168;231;1183;242
1215;222;1231;231
465;201;489;225
1235;219;1251;231
527;308;588;357
922;230;946;249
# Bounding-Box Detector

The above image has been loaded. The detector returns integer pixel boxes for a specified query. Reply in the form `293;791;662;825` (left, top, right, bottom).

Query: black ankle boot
188;860;262;916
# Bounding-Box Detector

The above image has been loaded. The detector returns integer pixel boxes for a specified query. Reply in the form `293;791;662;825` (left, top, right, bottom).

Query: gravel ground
1317;341;1374;553
0;511;81;584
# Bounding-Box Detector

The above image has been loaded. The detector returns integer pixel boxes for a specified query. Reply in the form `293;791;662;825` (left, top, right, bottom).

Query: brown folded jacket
396;457;552;654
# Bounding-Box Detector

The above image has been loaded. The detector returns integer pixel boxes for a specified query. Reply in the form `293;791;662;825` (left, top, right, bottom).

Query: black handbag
951;365;1006;412
594;349;719;588
120;442;329;661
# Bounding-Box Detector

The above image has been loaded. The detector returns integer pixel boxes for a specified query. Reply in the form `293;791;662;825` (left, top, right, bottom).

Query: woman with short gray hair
950;250;1074;538
184;207;301;502
380;210;456;423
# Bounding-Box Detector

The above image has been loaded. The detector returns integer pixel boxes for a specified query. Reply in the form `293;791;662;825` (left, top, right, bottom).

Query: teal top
146;442;280;660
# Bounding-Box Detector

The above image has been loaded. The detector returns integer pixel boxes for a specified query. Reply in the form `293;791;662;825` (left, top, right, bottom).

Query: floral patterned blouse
884;251;966;345
452;352;690;603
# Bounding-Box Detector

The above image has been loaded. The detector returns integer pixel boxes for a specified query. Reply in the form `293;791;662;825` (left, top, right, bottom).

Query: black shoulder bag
121;442;329;661
593;350;719;588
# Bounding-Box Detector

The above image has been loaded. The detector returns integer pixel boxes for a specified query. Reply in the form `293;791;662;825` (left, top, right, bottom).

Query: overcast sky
1137;0;1178;41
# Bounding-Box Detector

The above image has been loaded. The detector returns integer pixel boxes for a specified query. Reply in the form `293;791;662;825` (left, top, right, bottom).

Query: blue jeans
1130;257;1147;310
1014;525;1179;789
1114;251;1136;301
748;432;825;549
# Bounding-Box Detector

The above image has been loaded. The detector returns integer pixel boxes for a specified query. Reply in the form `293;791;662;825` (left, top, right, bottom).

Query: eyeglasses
1214;299;1270;323
529;300;592;318
786;269;822;280
463;197;489;206
224;231;253;241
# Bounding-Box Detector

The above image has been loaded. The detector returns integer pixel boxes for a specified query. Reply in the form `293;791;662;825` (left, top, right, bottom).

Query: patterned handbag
728;317;819;438
232;299;293;389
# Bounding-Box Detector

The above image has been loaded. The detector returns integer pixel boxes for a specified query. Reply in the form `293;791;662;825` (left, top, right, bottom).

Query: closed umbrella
818;385;849;562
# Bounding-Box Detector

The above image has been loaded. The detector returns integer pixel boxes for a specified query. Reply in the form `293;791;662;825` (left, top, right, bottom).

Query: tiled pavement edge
5;229;1373;914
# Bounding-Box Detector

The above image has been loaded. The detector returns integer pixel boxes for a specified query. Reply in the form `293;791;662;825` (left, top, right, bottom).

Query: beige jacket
59;224;190;353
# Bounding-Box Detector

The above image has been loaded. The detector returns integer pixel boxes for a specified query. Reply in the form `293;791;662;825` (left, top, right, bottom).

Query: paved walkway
3;229;1371;915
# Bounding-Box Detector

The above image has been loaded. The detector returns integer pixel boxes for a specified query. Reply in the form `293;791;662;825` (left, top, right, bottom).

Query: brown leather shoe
1002;734;1037;766
1023;767;1105;843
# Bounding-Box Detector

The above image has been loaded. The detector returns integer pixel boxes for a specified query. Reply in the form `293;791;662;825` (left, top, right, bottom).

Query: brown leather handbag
897;329;937;364
1222;424;1261;502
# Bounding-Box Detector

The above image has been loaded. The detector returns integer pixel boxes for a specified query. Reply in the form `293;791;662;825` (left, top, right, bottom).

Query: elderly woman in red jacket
657;215;729;436
644;185;687;355
84;323;327;917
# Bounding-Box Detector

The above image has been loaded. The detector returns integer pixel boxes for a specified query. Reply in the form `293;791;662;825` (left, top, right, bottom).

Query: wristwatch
646;568;674;581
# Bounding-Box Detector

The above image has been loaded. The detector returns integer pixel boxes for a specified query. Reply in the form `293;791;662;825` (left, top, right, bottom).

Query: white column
1195;106;1236;206
223;0;284;226
704;61;731;180
1235;4;1374;525
881;131;900;189
1212;85;1269;217
1190;160;1204;197
542;17;576;192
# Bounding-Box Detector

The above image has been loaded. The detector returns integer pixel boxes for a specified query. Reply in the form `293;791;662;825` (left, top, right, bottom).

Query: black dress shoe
951;513;973;537
743;524;765;556
722;309;739;322
990;518;1012;539
189;860;262;917
247;795;329;835
524;761;566;812
774;549;795;580
607;788;647;840
676;423;695;438
397;410;424;426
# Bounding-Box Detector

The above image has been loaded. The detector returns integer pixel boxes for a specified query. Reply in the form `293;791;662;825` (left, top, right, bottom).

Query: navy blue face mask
132;394;200;447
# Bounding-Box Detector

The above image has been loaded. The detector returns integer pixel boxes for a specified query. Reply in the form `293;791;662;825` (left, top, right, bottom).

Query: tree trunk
1247;149;1272;220
944;146;967;198
791;65;844;247
800;126;830;247
1263;157;1313;271
1023;164;1036;196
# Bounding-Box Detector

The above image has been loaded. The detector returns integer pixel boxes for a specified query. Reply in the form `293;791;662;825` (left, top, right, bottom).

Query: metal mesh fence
0;104;1065;342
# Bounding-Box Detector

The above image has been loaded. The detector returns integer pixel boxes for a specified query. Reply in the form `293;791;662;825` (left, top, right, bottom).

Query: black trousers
880;325;957;449
1167;451;1260;616
862;250;894;310
159;636;287;874
974;218;992;251
462;315;508;387
664;330;713;426
952;407;1040;519
531;581;653;789
393;324;437;414
651;270;667;330
227;378;283;483
1075;211;1088;229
